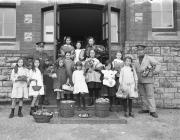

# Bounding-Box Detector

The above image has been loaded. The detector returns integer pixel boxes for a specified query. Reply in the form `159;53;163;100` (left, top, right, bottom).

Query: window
152;0;174;30
43;10;54;42
111;11;119;42
102;7;120;43
0;8;16;38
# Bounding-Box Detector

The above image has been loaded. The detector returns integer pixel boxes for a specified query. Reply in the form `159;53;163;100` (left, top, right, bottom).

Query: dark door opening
59;6;102;47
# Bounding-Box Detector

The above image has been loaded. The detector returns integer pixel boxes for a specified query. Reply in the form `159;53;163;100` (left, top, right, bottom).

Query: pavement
0;105;179;140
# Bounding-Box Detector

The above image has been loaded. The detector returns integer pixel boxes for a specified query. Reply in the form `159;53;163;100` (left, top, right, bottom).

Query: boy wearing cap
134;45;161;118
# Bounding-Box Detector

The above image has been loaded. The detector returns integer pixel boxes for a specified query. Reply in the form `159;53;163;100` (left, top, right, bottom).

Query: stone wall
125;41;180;108
0;50;53;102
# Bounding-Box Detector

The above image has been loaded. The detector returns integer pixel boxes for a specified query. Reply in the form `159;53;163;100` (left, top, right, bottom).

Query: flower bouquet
33;109;53;123
141;65;155;77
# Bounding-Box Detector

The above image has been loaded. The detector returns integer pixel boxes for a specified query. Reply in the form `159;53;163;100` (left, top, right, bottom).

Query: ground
0;105;179;140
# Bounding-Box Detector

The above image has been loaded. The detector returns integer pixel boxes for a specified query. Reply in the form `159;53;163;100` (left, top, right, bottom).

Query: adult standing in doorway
59;36;75;60
26;41;52;105
134;45;161;118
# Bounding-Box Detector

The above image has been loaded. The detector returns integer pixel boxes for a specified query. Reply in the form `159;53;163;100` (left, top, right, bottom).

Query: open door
102;3;121;61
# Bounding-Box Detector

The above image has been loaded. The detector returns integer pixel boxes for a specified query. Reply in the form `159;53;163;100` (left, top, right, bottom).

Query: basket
95;102;110;118
33;114;53;123
60;100;75;118
32;80;42;91
32;85;42;91
62;83;74;92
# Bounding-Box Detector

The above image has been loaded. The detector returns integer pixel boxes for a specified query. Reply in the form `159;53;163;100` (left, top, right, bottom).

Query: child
112;51;124;89
119;56;138;117
29;59;44;115
64;51;75;99
60;36;75;59
101;60;117;111
74;41;85;63
85;37;96;58
85;49;102;106
72;61;89;110
51;58;67;107
9;58;29;118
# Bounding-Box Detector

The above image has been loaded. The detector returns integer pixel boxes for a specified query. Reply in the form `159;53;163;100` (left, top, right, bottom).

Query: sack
116;87;128;99
62;83;74;92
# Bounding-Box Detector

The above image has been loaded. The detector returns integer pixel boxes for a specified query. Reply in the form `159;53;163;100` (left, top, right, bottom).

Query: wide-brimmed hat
135;44;146;49
36;41;45;47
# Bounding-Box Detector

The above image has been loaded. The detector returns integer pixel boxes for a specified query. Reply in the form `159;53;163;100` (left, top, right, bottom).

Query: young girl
64;51;75;99
85;37;96;58
74;41;85;63
9;58;29;118
72;61;89;110
112;51;124;89
51;58;67;107
101;60;117;111
60;36;75;59
119;56;138;117
29;59;44;115
85;49;103;106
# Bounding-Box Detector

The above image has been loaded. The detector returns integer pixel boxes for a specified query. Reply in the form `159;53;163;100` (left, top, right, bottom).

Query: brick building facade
0;0;180;108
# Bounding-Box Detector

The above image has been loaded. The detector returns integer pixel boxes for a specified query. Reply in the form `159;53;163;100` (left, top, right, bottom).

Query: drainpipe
123;0;126;57
53;1;57;61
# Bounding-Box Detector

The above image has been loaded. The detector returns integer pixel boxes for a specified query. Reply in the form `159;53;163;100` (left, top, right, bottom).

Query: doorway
59;5;103;47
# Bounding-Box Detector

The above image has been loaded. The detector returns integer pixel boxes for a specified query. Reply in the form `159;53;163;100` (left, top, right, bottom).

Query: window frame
152;0;177;32
0;3;16;40
41;6;54;44
110;7;120;43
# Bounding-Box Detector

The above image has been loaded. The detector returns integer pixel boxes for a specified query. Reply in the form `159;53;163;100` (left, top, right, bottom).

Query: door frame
42;3;121;61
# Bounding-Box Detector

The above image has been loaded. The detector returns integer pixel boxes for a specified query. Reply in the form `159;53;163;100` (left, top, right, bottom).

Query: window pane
152;11;161;28
4;23;15;36
111;11;118;42
0;23;2;36
152;0;161;11
162;0;173;11
0;8;16;37
44;11;54;42
162;11;173;28
4;10;16;24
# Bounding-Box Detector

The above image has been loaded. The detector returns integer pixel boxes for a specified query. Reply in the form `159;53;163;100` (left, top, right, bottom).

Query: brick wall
125;41;180;108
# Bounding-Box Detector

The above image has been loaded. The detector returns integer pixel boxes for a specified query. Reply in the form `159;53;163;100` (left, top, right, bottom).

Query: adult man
26;41;52;105
135;45;161;118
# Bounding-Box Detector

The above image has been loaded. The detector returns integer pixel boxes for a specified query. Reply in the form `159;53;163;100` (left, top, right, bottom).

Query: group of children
9;36;139;118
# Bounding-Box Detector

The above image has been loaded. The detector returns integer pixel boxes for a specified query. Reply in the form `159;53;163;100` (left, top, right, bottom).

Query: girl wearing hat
118;56;138;117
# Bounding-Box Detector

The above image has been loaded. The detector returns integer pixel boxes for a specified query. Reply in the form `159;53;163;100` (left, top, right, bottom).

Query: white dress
72;70;89;94
11;67;29;99
119;66;138;98
29;68;44;97
74;49;84;63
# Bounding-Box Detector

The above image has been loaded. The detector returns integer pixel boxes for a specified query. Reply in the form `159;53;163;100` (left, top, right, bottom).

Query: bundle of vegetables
95;98;110;103
61;100;75;104
33;109;53;123
17;75;28;82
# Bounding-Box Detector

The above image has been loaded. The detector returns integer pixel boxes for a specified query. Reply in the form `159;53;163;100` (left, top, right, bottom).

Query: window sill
0;41;19;50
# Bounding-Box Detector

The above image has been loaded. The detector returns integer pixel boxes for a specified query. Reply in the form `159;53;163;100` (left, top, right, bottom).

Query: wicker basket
32;80;42;91
33;114;53;123
95;102;110;118
60;100;75;118
32;85;42;91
